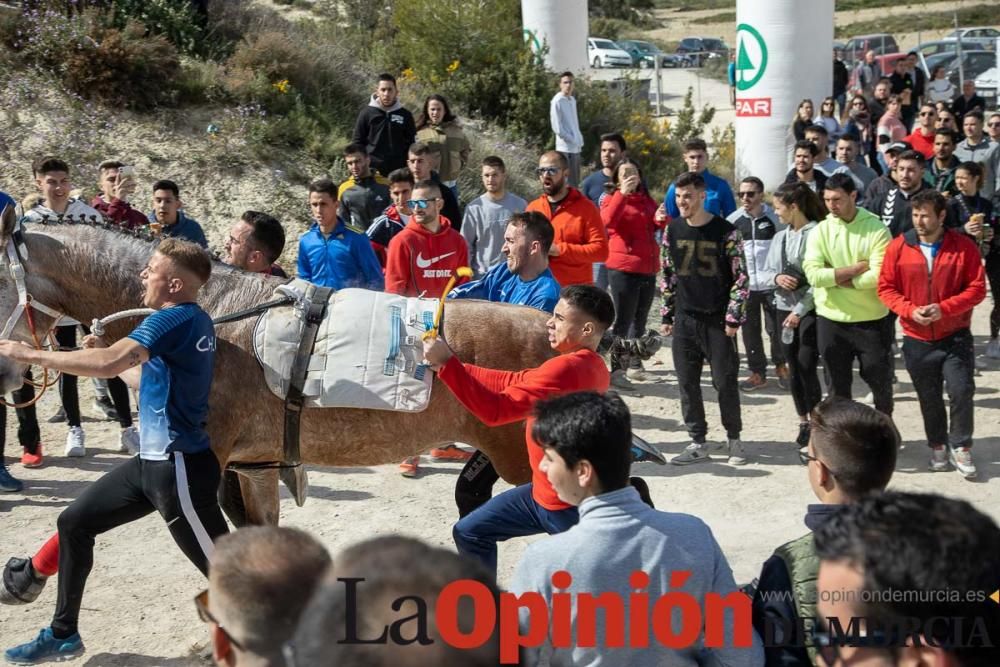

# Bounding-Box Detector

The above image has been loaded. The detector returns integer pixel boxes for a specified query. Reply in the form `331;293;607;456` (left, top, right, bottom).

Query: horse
0;209;555;526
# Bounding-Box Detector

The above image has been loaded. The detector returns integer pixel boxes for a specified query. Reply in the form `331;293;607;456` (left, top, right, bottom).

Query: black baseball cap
885;141;912;154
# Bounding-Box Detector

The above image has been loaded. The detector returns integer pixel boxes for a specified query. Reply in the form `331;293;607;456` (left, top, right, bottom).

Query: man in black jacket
750;397;898;666
352;73;416;177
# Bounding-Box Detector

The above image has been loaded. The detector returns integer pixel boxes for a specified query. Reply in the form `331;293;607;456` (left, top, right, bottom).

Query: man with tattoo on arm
0;239;229;664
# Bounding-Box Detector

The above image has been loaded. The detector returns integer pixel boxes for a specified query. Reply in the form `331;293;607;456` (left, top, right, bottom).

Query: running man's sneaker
948;447;977;479
795;422;811;448
119;426;140;455
739;372;767;392
670;442;711;465
1;558;47;605
727;438;748;466
92;396;119;421
0;467;23;493
4;627;83;664
985;338;1000;359
429;446;472;462
20;446;42;469
929;445;949;472
64;427;85;458
46;408;66;424
775;364;790;390
399;456;420;477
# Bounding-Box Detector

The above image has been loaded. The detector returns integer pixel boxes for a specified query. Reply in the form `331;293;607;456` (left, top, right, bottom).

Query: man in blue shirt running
663;138;737;219
0;238;229;664
449;211;561;313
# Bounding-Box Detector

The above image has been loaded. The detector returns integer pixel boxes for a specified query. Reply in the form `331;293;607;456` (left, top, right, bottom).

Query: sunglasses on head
536;166;561;176
195;589;245;652
405;198;440;210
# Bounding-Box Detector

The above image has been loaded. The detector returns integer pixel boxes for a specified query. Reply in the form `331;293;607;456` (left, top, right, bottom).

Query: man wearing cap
865;141;910;204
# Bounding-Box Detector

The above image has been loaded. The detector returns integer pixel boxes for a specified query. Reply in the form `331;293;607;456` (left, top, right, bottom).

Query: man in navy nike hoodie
385;179;468;298
297;178;384;290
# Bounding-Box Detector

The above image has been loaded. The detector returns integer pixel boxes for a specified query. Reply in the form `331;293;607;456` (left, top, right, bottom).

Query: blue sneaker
0;466;23;493
5;627;83;664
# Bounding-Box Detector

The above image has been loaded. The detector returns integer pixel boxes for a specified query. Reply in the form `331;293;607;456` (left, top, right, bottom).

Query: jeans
902;330;975;449
0;370;41;458
54;325;81;428
52;450;228;637
592;263;609;290
817;315;894;415
742;290;785;375
561;152;581;187
777;310;822;417
607;270;656;371
671;312;742;442
453;484;578;573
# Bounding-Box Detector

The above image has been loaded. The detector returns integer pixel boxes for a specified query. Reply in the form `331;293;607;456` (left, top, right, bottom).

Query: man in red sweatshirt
384;179;468;298
422;284;613;573
526;151;608;286
878;190;986;479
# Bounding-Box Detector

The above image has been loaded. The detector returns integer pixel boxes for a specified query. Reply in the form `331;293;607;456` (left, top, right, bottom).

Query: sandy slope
2;304;998;664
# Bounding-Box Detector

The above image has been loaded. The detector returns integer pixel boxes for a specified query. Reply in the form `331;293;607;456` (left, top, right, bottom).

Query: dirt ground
2;303;998;664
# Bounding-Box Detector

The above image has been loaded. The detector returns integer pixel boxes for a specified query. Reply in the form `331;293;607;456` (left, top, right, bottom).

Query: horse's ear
0;204;15;245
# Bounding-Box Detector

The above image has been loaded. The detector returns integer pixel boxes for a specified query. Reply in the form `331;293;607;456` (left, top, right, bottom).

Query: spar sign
735;22;770;117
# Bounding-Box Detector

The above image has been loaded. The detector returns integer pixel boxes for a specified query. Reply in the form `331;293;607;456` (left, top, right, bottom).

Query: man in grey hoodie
509;392;763;667
352;73;417;176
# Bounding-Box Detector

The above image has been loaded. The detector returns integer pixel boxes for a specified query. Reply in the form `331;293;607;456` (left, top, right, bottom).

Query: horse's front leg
235;468;281;525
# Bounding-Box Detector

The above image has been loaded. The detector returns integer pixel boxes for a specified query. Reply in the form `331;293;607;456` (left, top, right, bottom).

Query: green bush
63;21;181;110
105;0;204;55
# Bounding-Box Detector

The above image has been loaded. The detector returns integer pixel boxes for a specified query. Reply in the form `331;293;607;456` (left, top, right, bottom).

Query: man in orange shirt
526;151;608;286
422;285;613;573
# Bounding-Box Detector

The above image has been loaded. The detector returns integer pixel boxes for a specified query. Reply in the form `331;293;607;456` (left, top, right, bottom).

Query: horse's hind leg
231;468;281;525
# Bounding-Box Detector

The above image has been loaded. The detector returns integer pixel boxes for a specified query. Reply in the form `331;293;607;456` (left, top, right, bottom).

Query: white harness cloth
253;282;437;412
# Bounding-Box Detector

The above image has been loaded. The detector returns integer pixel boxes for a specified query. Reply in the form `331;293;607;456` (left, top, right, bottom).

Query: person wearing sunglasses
986;112;1000;144
751;397;898;666
814;491;1000;667
384;179;470;477
198;526;330;667
903;103;938;160
525;151;608;288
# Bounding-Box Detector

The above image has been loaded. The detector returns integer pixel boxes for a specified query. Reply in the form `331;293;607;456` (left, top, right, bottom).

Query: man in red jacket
526;151;608;286
878;190;986;479
422;284;613;573
91;160;147;229
384;179;468;298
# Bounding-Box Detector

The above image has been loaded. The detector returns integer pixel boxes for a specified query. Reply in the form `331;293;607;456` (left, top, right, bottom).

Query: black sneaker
796;422;811;447
1;557;48;605
46;408;66;424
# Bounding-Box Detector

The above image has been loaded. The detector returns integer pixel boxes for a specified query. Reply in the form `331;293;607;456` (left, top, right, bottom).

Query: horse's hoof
0;557;47;605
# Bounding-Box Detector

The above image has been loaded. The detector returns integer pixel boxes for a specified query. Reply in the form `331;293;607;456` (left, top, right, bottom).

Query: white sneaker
65;426;85;457
626;367;651;382
861;392;874;405
948;447;977;479
670;442;711;465
929;445;949;472
727;438;748;466
119;426;140;455
986;339;1000;360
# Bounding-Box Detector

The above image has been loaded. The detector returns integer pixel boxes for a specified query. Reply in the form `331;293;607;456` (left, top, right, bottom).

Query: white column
521;0;589;74
734;0;835;189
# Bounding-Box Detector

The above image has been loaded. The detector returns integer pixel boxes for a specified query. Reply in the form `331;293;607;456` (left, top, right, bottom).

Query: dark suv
676;37;729;66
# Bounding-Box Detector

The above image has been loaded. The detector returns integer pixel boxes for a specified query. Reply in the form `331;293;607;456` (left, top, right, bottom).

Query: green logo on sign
735;23;768;91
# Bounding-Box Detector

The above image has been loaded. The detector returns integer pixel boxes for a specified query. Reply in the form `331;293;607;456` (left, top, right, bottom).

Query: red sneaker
399;456;420;478
429;446;473;462
21;445;43;468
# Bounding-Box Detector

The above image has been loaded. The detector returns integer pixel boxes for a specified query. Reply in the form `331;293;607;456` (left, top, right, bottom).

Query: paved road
589;65;735;138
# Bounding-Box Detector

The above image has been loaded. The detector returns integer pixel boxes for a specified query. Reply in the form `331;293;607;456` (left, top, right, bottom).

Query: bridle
0;214;63;408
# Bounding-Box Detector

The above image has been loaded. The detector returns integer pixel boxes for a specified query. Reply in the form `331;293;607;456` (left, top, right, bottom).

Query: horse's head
0;202;28;392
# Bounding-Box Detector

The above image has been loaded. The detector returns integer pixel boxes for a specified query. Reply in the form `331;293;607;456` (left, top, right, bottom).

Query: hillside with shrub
0;0;716;258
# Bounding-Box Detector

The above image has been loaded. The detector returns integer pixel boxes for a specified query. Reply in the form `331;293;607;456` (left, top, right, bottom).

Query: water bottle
781;325;795;345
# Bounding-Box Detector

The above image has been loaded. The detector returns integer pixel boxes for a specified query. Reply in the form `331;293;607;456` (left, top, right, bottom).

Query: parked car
946;27;1000;49
588;38;633;69
914;39;989;59
974;66;997;108
844;33;899;64
924;49;996;87
617;39;685;68
676;37;729;66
